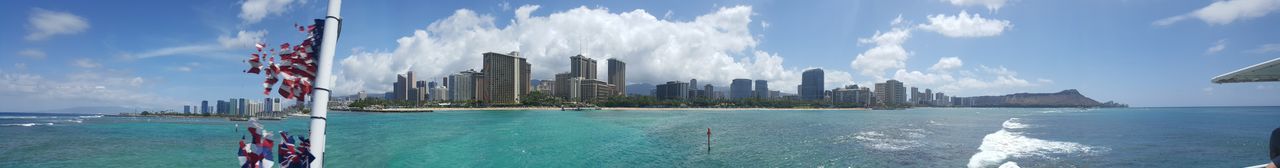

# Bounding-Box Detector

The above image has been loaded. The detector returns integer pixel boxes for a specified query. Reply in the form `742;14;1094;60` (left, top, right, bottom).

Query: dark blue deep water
1;107;1277;167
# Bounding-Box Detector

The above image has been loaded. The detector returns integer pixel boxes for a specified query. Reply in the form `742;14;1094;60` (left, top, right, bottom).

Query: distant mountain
961;89;1127;108
39;106;143;114
625;83;655;96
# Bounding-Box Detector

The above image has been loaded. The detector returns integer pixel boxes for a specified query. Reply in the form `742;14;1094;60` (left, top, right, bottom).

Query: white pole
309;0;341;167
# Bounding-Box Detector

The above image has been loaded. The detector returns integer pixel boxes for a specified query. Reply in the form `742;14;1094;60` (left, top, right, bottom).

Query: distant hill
961;89;1127;108
625;83;655;96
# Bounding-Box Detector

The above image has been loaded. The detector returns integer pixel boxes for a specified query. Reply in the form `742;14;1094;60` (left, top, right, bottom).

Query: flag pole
309;0;342;167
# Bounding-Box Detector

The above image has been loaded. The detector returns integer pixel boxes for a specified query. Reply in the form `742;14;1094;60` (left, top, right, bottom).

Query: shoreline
337;107;869;112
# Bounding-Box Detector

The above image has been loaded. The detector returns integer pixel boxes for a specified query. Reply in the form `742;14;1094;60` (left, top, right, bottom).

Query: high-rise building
934;92;948;106
656;81;690;100
755;80;769;99
910;87;920;104
429;86;449;101
263;98;273;114
237;98;247;116
799;68;825;100
689;79;698;90
858;87;873;105
832;85;858;103
554;73;575;99
216;100;228;115
272;98;282;113
227;98;238;115
406;71;415;100
579;79;615;102
482;52;530;104
394;73;404;100
570;54;597;79
201;100;210;115
730;79;753;99
607;58;626;96
874;80;906;105
924;89;933;105
704;84;715;99
448;70;482;101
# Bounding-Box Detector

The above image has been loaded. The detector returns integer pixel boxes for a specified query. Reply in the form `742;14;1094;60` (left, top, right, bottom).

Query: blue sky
2;0;1279;111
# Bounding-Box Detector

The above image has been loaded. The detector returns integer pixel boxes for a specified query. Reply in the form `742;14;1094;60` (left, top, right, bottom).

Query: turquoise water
1;107;1277;167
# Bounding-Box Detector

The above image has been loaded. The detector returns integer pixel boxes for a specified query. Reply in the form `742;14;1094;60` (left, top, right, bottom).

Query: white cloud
14;63;28;70
239;0;299;24
760;20;770;29
943;0;1008;12
0;70;179;112
918;11;1011;38
1154;0;1280;26
891;14;906;26
174;62;200;72
850;28;912;79
17;49;46;59
930;57;964;71
72;58;100;68
218;30;268;48
499;1;512;11
333;5;853;95
129;30;266;59
1246;43;1280;53
888;57;1046;96
1206;39;1227;54
26;8;90;41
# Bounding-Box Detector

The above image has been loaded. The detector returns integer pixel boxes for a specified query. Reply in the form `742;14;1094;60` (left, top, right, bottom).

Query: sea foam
1;123;54;127
967;118;1102;168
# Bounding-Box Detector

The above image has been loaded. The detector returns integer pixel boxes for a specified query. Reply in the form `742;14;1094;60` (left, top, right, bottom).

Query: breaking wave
967;118;1104;168
837;125;934;151
1;123;54;127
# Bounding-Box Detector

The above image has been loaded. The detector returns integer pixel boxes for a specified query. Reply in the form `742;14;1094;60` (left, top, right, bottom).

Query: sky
2;0;1280;111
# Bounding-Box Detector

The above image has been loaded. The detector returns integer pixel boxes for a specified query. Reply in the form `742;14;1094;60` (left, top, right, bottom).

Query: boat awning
1212;57;1280;83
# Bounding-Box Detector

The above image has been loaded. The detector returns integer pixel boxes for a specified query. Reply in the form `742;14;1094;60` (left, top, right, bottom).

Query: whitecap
968;118;1103;168
998;161;1020;168
1;123;54;127
78;115;103;118
845;130;923;151
1001;118;1029;129
0;116;40;119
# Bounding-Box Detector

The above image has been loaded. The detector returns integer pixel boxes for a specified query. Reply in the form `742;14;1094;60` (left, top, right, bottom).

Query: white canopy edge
1212;57;1280;84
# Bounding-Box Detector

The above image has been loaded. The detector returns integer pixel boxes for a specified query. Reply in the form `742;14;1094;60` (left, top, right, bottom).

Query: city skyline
3;0;1280;112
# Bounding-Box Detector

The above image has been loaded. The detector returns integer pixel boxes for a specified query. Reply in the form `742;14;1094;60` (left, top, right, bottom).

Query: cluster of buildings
646;68;958;107
649;69;827;102
344;51;972;107
550;55;626;102
182;98;287;117
359;52;627;104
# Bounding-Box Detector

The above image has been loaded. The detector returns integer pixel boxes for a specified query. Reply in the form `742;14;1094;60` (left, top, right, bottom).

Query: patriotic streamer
238;121;313;168
246;22;322;102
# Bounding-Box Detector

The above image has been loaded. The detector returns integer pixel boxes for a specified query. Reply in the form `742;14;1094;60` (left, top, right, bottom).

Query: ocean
0;107;1276;167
